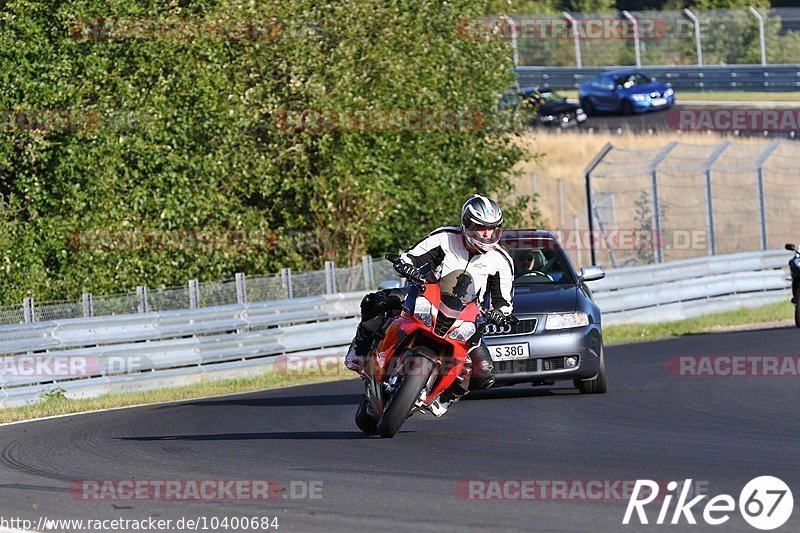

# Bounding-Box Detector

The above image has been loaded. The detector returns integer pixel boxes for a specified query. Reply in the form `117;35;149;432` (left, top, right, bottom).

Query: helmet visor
464;225;502;246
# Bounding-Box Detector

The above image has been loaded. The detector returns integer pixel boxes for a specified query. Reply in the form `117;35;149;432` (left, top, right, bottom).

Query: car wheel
575;346;607;394
620;99;634;116
580;97;594;116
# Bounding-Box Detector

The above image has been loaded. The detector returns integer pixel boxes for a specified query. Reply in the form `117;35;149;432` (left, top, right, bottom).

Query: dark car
483;229;607;393
578;70;675;115
502;86;587;128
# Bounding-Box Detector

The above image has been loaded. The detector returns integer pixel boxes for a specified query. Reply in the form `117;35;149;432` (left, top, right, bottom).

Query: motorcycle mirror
786;244;798;252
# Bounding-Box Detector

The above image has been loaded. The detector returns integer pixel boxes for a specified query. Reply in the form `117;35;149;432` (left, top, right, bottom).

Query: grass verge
0;301;794;423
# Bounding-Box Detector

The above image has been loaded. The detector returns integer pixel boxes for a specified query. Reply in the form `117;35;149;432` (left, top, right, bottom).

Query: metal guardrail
516;65;800;92
0;251;791;408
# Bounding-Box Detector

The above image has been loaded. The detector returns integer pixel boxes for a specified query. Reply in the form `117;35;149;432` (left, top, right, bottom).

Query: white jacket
400;226;514;315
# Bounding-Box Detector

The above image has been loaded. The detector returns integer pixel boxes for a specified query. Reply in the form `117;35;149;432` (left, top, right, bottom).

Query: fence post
683;9;703;67
324;261;337;294
362;256;374;290
281;268;293;299
23;297;34;323
755;140;782;251
558;178;565;227
136;286;148;314
702;141;731;256
81;292;94;317
749;7;767;66
235;272;247;304
563;12;582;68
573;214;582;268
622;11;641;67
649;142;678;264
188;279;199;309
583;142;614;266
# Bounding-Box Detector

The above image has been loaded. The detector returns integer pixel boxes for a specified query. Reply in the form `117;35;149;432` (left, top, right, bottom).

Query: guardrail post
683;9;703;67
362;256;375;290
188;280;199;309
281;268;293;299
81;292;94;317
235;272;247;304
749;7;767;67
622;11;641;67
23;297;34;323
563;12;582;68
755;140;782;251
324;261;337;294
136;286;149;314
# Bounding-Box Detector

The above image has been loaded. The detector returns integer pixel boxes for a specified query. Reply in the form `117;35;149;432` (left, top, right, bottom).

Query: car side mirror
579;266;605;282
786;243;798;252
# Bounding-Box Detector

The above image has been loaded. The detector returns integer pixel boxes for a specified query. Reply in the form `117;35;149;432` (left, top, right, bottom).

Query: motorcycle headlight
632;94;646;101
448;321;476;342
414;296;433;327
545;312;589;330
665;88;674;96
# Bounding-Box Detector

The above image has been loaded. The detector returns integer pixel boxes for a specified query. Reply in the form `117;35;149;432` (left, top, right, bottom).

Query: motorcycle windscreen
437;269;478;318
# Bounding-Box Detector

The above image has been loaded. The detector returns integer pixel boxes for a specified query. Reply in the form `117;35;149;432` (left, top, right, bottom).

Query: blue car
578;70;675;115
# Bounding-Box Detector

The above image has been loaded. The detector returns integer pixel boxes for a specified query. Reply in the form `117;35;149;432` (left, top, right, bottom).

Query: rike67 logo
623;477;793;530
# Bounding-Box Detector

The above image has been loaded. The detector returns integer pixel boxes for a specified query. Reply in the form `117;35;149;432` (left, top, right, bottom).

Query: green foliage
0;0;533;305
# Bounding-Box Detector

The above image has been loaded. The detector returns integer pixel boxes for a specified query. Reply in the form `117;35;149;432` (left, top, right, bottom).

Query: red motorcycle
355;254;509;438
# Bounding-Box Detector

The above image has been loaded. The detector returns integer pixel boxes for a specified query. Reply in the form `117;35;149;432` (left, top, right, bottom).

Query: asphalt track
571;102;800;137
0;326;798;533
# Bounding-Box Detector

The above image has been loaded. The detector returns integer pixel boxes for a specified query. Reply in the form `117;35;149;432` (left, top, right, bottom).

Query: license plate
489;343;530;361
652;97;667;106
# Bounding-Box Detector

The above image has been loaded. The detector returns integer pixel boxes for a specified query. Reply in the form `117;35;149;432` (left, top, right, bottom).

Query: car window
510;247;574;285
538;91;564;104
613;73;651;88
595;75;614;90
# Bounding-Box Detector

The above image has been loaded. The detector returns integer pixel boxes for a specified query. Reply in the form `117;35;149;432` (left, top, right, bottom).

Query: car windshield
437;269;478;315
614;73;651;88
538;91;565;104
501;235;575;286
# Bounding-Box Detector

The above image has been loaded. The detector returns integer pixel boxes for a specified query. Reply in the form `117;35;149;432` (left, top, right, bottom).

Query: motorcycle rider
344;194;515;410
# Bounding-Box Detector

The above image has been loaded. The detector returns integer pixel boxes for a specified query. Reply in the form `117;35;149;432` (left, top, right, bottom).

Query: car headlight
448;321;476;342
413;296;433;327
545;312;589;330
665;88;674;96
631;94;646;101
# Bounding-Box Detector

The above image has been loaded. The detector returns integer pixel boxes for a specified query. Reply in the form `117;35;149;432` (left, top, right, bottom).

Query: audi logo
484;323;513;335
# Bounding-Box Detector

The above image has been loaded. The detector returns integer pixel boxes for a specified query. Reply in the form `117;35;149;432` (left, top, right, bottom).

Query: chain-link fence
1;256;401;326
494;7;800;67
585;140;800;268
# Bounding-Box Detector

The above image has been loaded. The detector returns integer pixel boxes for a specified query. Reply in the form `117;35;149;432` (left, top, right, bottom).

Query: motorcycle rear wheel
376;352;435;438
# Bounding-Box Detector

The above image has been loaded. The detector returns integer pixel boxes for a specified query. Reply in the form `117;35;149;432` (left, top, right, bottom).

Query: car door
592;75;617;110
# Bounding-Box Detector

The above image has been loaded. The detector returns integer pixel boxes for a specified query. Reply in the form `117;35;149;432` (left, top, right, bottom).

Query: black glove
486;309;508;325
395;261;421;280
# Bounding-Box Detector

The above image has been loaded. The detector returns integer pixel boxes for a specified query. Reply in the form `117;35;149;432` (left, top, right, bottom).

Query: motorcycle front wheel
376;351;435;438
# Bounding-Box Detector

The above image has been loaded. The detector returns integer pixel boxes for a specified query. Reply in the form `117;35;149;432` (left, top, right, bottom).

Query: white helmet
460;194;503;253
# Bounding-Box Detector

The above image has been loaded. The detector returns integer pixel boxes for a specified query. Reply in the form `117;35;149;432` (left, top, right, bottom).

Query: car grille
483;318;538;337
434;315;456;337
494;359;538;374
542;357;566;370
